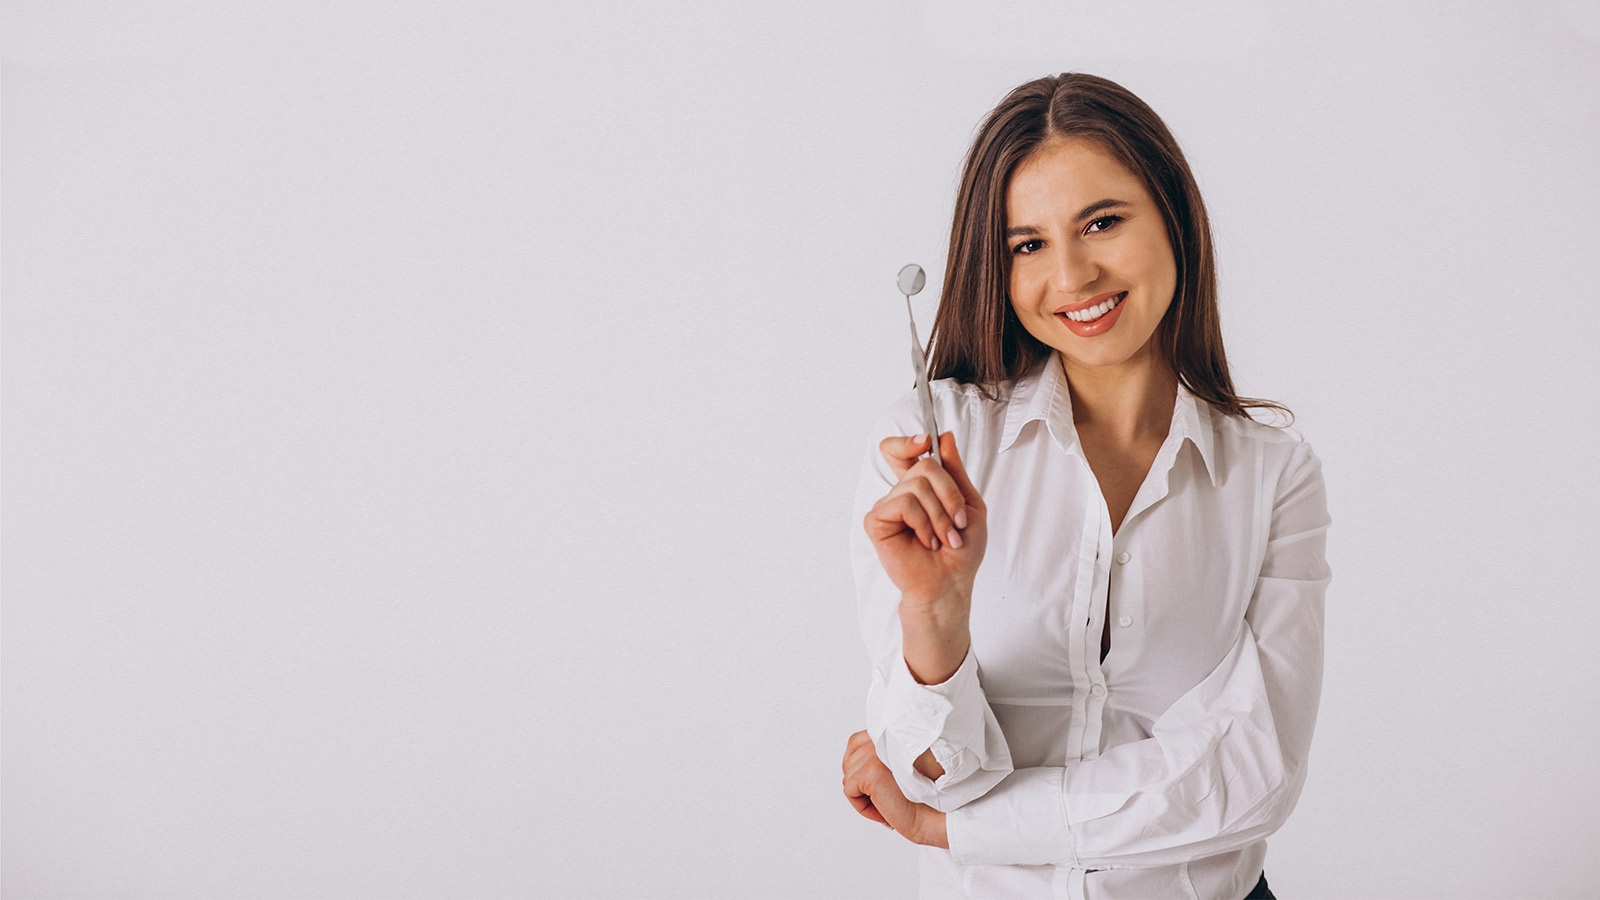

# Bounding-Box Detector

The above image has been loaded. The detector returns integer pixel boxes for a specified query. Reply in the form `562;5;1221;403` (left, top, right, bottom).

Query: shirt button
1090;683;1106;697
1115;551;1131;565
1119;616;1133;628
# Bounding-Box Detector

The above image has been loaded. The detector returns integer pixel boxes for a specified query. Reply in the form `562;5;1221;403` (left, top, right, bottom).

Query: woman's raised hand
863;432;987;661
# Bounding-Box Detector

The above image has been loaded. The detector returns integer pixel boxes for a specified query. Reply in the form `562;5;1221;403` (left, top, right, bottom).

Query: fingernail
913;433;929;445
954;509;968;530
947;529;962;549
929;535;940;551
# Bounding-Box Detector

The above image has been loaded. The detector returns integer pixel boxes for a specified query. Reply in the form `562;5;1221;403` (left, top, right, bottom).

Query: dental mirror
897;263;926;297
897;264;941;465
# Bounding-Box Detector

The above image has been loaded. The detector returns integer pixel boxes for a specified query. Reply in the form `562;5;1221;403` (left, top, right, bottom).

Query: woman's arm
852;398;1014;811
936;441;1331;868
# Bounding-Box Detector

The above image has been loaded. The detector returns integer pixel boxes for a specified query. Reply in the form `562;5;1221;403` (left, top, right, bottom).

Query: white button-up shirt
852;355;1331;900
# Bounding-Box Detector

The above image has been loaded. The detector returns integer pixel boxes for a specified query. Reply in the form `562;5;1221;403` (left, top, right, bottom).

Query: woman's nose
1051;244;1099;295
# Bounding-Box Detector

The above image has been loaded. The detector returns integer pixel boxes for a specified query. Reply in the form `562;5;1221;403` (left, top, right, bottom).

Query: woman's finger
853;795;890;826
901;456;969;533
885;474;963;549
844;776;891;826
879;433;933;478
843;730;873;774
864;492;942;551
843;741;898;829
937;432;986;513
845;738;881;773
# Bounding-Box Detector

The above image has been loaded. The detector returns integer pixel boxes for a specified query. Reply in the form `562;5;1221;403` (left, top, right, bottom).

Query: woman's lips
1058;292;1127;337
1056;291;1124;315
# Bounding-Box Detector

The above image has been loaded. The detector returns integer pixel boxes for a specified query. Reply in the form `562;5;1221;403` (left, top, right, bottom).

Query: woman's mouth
1057;292;1127;337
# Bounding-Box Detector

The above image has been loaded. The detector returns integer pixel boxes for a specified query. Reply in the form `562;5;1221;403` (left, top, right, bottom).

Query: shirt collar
999;355;1218;487
1172;379;1217;487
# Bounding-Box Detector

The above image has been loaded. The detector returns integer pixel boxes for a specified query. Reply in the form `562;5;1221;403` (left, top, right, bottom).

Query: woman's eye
1085;215;1122;234
1012;239;1044;255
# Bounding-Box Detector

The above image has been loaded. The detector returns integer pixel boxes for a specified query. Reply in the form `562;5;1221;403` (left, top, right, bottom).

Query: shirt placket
1065;493;1113;763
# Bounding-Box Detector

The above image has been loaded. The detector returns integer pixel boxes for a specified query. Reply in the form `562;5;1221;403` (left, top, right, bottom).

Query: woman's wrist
916;808;949;849
897;585;972;625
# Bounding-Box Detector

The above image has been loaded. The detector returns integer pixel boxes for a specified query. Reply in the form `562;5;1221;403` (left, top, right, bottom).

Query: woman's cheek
1010;265;1043;305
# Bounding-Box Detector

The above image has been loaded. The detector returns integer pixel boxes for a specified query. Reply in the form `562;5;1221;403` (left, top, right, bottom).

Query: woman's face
1004;138;1178;378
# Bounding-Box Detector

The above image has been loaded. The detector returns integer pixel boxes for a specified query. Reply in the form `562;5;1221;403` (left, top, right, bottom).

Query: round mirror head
897;264;926;297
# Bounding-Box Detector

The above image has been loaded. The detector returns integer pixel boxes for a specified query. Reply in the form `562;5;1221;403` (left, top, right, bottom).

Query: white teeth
1064;293;1124;322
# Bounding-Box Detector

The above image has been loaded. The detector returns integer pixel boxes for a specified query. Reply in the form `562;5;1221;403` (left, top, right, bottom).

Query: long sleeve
851;393;1014;811
945;440;1331;868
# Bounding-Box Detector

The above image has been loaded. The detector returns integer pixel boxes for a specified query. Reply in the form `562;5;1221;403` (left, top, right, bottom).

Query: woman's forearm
901;595;969;783
900;602;971;686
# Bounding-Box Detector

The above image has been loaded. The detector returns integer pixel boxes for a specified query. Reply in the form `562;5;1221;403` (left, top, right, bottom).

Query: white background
4;2;1598;897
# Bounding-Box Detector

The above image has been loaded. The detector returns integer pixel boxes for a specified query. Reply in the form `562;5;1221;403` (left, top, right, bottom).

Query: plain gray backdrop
4;2;1598;897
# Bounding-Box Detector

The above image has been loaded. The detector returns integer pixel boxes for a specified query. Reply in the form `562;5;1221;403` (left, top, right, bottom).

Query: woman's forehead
1011;138;1139;194
1007;139;1146;212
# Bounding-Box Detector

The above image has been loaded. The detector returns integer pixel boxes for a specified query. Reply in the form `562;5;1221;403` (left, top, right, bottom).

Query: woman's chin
1055;337;1165;377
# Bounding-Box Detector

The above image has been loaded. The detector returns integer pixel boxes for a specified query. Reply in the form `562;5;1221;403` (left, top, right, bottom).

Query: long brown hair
925;73;1290;424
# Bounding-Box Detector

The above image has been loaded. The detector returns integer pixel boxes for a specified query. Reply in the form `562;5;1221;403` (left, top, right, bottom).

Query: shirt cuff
867;647;995;805
946;767;1077;868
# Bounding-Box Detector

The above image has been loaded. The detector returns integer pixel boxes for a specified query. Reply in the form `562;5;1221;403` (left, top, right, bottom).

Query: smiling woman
843;74;1328;900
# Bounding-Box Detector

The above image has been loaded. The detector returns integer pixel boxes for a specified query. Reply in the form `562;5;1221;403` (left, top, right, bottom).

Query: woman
842;73;1330;900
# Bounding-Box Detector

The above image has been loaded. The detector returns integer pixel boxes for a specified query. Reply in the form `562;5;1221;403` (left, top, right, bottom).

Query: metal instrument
896;264;940;464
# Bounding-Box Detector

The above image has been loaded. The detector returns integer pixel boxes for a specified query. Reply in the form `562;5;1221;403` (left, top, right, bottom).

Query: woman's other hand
842;730;948;849
864;432;987;684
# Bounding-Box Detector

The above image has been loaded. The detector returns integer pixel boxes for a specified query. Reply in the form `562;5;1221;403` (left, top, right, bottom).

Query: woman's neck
1060;351;1178;445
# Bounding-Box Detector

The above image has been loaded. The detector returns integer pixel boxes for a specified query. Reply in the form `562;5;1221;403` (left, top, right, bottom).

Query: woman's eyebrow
1073;198;1132;222
1004;199;1134;238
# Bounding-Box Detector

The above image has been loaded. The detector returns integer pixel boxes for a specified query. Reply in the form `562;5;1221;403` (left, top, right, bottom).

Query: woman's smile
1055;290;1127;336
